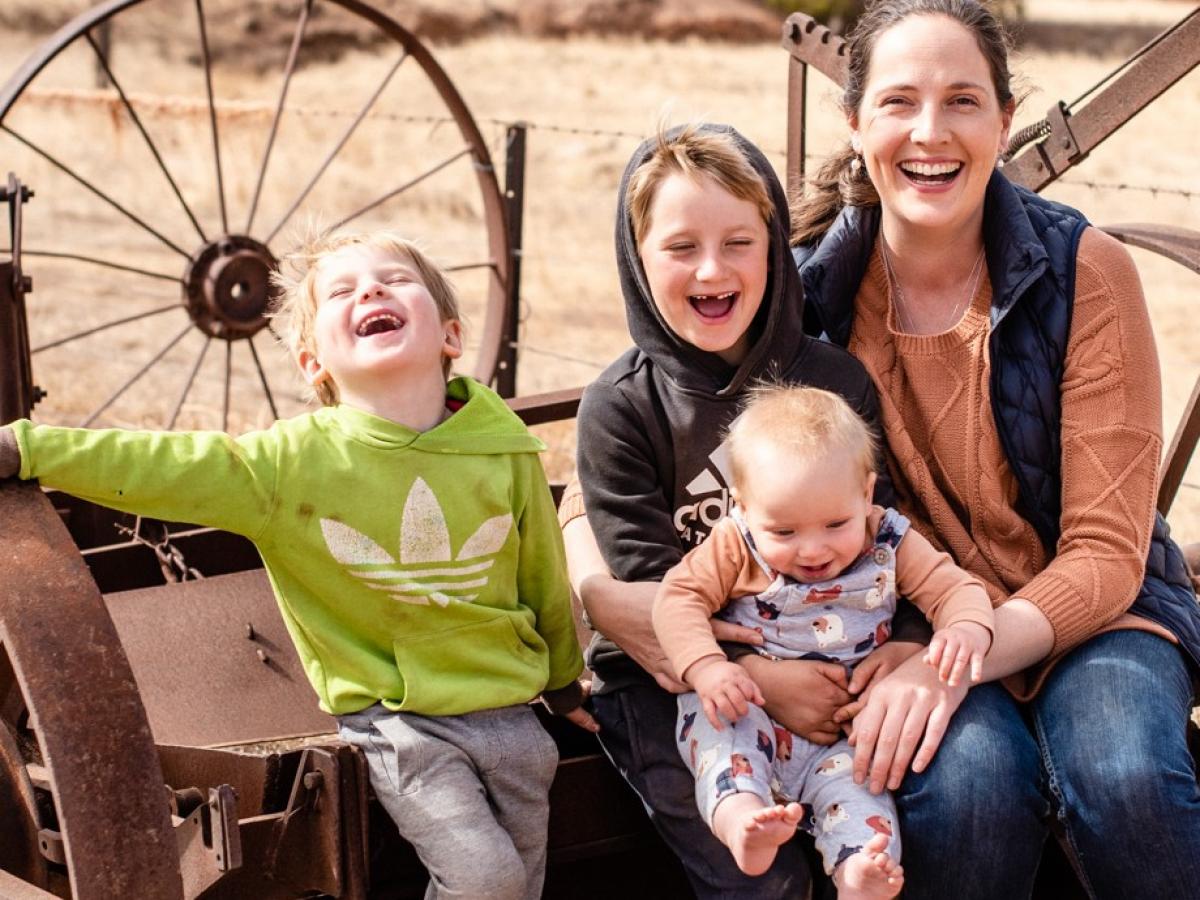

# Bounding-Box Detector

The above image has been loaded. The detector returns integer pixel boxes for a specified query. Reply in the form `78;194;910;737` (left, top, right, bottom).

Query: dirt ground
0;0;1198;537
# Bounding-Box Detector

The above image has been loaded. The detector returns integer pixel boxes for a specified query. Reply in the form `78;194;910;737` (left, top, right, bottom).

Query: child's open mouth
688;291;738;320
899;160;962;186
356;312;404;337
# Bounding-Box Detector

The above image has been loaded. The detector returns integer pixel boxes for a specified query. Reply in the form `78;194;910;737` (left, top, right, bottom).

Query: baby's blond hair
726;385;877;498
271;229;462;406
626;124;775;245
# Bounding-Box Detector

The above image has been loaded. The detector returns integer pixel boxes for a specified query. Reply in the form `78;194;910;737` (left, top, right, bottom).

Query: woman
787;1;1200;897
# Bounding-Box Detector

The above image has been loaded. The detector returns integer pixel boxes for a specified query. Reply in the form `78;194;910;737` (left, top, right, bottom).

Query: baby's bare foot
728;802;805;876
833;833;903;900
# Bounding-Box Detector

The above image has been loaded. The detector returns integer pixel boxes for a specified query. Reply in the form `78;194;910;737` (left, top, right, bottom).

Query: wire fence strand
16;87;1199;202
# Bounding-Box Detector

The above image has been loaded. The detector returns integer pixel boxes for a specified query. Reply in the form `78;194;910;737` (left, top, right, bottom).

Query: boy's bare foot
833;833;903;900
720;800;805;875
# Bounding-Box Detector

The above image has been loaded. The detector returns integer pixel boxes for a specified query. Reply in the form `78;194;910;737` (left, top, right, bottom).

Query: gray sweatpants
338;703;558;900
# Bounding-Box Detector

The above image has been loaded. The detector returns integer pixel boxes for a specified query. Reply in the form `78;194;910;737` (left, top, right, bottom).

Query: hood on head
615;123;808;397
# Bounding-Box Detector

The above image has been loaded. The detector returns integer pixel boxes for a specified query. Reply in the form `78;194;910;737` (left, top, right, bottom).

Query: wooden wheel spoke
264;48;410;245
194;0;228;235
84;29;208;244
245;0;313;234
247;337;279;419
33;304;181;354
0;125;191;260
330;146;472;231
79;322;193;427
167;335;212;429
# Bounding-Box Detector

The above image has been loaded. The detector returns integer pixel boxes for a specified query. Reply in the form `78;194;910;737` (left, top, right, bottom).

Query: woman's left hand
834;640;925;726
846;651;969;794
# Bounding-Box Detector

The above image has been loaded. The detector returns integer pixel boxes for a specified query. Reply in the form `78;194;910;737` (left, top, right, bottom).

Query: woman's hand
835;640;926;726
847;651;969;794
738;654;852;745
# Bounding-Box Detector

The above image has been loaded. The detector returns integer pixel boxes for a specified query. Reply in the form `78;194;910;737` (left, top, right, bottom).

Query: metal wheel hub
184;235;277;340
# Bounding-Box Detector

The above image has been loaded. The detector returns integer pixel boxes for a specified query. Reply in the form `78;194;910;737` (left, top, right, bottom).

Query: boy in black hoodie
562;124;929;897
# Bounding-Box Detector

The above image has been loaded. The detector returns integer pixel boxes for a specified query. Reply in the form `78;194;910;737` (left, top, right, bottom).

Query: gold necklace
881;240;986;335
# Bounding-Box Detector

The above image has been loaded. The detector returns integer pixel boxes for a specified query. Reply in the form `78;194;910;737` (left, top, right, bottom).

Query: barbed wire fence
10;89;1200;500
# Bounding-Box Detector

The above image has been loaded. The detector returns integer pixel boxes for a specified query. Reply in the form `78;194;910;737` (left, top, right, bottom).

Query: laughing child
561;123;935;896
0;230;592;900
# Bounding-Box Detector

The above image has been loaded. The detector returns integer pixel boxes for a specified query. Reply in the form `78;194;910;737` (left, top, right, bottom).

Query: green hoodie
11;377;583;716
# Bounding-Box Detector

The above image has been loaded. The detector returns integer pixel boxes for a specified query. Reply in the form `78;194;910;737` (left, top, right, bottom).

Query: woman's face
850;14;1013;242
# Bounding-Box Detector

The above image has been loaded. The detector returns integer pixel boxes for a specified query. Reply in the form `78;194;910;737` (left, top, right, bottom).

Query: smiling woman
790;1;1200;897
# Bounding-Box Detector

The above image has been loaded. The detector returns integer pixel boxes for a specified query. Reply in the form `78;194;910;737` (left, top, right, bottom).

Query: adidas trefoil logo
321;477;512;607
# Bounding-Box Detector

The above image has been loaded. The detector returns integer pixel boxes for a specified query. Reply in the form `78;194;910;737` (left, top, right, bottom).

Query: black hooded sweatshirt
577;124;911;691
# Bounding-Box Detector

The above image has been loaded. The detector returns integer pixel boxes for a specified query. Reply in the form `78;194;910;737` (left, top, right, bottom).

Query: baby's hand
924;622;991;687
688;657;764;730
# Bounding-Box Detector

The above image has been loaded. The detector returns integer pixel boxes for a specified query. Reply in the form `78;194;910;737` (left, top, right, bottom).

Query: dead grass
0;0;1197;538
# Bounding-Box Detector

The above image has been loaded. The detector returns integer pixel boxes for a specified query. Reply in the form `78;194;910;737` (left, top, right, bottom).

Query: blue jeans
592;681;815;899
896;630;1200;899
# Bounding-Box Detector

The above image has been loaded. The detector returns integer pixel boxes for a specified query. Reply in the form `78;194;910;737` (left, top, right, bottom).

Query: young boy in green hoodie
0;230;593;900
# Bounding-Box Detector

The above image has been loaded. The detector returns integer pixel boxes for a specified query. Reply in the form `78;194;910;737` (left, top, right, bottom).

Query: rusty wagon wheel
0;0;511;433
0;1;509;895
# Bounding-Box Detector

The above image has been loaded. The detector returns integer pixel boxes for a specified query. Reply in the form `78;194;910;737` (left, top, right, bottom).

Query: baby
652;385;994;899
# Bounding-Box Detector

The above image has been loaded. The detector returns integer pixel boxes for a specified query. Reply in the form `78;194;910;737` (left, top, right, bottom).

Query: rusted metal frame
1002;10;1200;192
0;174;37;424
780;14;849;199
507;386;583;426
786;53;808;201
262;48;410;246
79;320;193;426
1101;224;1200;278
329;145;473;231
167;334;213;429
245;0;313;235
1;125;192;260
194;0;229;236
261;747;344;895
33;302;179;353
83;29;208;244
105;569;336;746
246;336;279;419
174;784;241;897
0;712;48;888
496;122;528;398
0;481;184;898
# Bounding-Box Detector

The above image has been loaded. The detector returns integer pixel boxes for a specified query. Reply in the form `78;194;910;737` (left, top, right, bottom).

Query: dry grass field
0;0;1198;538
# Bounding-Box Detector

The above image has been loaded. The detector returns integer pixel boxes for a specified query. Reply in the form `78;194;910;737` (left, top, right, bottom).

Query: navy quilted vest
795;170;1200;670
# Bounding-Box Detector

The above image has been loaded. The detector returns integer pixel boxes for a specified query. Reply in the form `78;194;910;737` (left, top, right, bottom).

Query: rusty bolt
1062;138;1072;150
256;648;269;664
245;623;255;640
303;771;323;791
19;275;32;293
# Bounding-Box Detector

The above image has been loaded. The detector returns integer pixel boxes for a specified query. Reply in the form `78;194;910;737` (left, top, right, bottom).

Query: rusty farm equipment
0;1;1199;897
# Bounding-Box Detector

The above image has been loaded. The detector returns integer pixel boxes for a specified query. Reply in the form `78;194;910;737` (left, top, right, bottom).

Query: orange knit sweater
849;227;1175;699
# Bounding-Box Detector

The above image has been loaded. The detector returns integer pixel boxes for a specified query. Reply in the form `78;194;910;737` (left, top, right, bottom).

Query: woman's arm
1011;229;1162;657
846;598;1054;793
